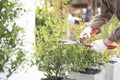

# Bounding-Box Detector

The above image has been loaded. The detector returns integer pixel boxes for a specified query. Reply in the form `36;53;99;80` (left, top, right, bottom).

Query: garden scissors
60;39;116;50
60;28;99;45
60;28;116;50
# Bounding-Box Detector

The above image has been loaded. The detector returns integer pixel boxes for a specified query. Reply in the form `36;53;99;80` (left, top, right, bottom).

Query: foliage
65;45;106;72
34;0;113;79
36;7;46;30
65;15;120;73
0;0;25;78
35;0;71;78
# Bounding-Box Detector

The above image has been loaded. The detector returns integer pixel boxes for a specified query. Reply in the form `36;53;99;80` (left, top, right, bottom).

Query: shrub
34;0;115;79
0;0;25;78
35;0;71;79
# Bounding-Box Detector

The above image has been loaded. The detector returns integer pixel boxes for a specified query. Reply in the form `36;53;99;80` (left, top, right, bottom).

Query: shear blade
60;39;84;45
76;40;85;45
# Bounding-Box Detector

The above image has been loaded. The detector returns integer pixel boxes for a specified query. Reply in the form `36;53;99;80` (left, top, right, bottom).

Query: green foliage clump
65;45;106;72
34;0;111;79
35;10;68;79
35;0;70;78
0;0;25;78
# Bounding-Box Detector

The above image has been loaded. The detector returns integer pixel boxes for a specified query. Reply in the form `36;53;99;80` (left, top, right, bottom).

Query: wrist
104;39;113;46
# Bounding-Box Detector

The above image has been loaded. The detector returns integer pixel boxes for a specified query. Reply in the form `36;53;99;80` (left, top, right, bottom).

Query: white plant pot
105;57;120;80
67;70;105;80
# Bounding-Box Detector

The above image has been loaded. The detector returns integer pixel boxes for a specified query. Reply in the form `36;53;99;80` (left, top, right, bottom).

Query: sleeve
88;0;113;29
107;26;120;43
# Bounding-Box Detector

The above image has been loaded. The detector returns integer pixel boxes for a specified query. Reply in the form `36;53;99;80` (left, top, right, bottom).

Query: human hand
91;39;107;53
80;26;92;40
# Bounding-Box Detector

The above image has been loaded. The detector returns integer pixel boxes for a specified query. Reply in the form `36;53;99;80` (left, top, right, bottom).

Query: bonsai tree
0;0;25;79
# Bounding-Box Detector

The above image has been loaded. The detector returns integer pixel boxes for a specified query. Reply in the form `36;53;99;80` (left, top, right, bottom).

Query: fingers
80;26;92;40
90;40;107;53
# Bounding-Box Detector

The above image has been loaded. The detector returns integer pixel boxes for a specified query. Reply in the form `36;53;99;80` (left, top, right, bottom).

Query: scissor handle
107;45;117;50
90;28;99;35
80;28;99;40
85;43;92;47
85;44;116;50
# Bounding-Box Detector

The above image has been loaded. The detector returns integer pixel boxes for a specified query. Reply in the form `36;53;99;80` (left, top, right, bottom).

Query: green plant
66;45;106;73
35;0;71;79
36;6;46;30
0;0;25;78
65;17;120;73
35;0;114;79
64;25;110;73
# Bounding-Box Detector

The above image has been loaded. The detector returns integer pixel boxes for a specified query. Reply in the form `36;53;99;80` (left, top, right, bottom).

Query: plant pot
80;68;101;75
68;68;105;80
105;57;120;80
0;72;7;80
41;76;75;80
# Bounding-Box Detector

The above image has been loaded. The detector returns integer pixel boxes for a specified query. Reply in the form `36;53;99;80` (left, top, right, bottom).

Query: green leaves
34;0;109;78
35;0;70;78
0;0;25;78
66;45;105;72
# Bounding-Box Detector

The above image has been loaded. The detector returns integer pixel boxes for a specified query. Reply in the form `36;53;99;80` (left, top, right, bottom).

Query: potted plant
0;0;25;79
34;0;73;80
65;37;110;80
34;0;113;80
66;18;120;80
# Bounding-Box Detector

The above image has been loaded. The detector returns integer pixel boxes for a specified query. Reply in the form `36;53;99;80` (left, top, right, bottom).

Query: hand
91;40;107;53
80;26;92;39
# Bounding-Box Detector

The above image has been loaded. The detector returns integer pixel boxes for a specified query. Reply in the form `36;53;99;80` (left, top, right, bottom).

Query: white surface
8;0;43;80
68;70;105;80
105;57;120;80
16;0;35;54
8;66;45;80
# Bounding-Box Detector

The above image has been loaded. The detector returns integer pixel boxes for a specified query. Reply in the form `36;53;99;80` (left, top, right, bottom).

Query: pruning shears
60;28;116;50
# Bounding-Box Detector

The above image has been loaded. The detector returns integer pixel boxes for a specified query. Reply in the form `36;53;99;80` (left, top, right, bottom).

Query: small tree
35;0;70;79
0;0;25;78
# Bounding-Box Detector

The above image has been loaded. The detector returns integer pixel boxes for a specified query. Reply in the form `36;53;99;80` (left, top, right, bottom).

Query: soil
80;68;101;75
109;60;117;64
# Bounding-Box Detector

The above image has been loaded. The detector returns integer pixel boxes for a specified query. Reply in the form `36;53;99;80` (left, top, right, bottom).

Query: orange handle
85;43;92;47
80;28;99;41
85;44;116;50
107;45;117;50
90;28;99;35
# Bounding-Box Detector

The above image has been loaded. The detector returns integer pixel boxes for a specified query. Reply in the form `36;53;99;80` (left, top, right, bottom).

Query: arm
100;26;120;52
80;0;114;39
88;0;113;29
107;26;120;43
91;27;120;53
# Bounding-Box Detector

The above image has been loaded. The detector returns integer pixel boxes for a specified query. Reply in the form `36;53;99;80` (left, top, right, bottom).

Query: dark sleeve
88;0;113;29
107;26;120;43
